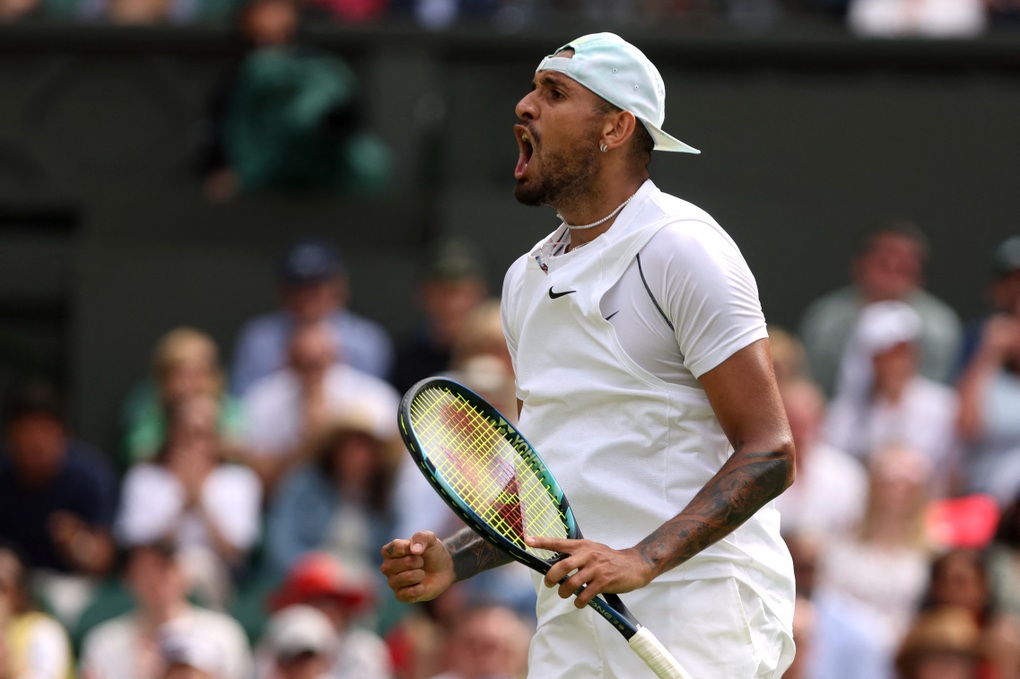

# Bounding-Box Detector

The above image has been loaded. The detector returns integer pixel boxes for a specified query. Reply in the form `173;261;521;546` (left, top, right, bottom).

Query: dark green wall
1;24;1018;450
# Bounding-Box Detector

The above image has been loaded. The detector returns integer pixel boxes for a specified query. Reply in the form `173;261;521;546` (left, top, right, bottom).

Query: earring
599;143;608;153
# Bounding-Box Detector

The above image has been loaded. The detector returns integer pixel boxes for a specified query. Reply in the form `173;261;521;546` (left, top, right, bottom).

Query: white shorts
527;576;795;679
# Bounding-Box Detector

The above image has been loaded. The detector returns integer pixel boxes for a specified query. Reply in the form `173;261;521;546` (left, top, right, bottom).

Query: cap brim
643;121;700;154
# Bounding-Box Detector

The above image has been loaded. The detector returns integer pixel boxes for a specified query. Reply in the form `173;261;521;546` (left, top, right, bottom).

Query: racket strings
410;388;567;559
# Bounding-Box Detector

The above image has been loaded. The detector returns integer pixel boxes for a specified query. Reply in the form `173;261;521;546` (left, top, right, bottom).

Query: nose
515;90;537;121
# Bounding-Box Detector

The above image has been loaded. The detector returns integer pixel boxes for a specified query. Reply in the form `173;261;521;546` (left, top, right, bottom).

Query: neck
553;171;646;226
140;600;187;630
556;178;646;248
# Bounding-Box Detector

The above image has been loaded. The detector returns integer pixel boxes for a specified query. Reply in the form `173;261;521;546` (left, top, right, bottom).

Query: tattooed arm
380;526;513;604
445;526;515;582
529;339;795;606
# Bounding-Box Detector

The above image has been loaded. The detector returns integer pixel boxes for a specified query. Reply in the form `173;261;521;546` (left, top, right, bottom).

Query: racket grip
628;626;695;679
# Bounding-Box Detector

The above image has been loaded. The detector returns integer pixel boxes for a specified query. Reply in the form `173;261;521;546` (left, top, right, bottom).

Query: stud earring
599;143;608;153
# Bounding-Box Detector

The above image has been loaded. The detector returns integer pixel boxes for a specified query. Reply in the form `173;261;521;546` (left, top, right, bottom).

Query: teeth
522;132;530;144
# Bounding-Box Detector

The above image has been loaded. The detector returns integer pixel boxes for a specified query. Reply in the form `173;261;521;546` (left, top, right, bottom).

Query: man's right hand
380;531;455;603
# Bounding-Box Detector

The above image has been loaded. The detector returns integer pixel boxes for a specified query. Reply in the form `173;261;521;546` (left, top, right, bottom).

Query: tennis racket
398;377;695;679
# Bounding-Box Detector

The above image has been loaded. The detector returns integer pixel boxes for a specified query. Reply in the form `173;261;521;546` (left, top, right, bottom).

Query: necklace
558;193;636;230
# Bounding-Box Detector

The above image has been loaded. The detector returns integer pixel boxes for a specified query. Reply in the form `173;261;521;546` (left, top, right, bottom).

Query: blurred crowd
1;234;531;679
1;0;1019;37
0;205;1018;679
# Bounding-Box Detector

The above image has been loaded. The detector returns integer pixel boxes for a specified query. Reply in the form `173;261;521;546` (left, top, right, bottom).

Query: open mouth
515;124;535;180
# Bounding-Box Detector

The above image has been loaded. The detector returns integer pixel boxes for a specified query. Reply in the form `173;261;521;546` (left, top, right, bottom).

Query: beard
513;140;599;209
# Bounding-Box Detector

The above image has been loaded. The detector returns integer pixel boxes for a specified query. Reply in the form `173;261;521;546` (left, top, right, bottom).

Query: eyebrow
533;72;574;91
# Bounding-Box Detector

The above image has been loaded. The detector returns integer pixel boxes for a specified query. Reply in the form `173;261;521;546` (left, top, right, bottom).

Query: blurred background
0;1;1017;449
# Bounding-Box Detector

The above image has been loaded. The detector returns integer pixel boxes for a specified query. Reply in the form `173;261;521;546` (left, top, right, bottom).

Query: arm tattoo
636;450;792;577
444;527;513;583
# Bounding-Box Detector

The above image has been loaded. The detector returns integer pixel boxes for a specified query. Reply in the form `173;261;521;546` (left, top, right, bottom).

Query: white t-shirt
79;607;253;679
115;463;262;553
501;179;793;676
241;364;399;456
774;441;868;539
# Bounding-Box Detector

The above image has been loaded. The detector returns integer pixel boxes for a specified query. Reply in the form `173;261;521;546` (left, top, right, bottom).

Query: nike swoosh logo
548;288;576;299
605;310;620;321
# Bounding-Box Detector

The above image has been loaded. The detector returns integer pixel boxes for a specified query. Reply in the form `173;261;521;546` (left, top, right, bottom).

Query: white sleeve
201;466;263;550
115;465;183;545
648;221;768;378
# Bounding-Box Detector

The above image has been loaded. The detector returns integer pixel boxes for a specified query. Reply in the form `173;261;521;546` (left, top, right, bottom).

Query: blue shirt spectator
230;239;394;396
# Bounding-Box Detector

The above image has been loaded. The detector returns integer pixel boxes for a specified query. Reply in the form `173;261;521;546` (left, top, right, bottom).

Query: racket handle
628;626;695;679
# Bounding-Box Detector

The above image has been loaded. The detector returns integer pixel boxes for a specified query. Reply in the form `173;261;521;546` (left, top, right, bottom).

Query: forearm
636;449;793;578
443;527;514;583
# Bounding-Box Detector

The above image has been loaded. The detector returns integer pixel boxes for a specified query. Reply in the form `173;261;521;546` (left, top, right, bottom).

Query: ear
600;110;638;152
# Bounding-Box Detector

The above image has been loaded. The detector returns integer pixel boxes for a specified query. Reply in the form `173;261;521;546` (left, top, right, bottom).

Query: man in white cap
382;32;796;677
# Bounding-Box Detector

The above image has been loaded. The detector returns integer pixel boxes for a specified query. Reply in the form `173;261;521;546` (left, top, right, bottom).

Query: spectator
264;408;401;578
0;0;42;20
798;221;962;397
116;393;262;608
159;629;231;679
956;238;1020;503
429;604;531;679
257;604;336;679
390;238;488;395
824;300;960;495
819;443;936;657
918;548;1020;679
984;494;1020;624
955;236;1020;377
783;531;890;679
392;299;516;553
208;21;392;198
895;607;983;679
79;540;253;679
0;541;73;679
260;552;392;679
0;381;118;625
775;378;868;539
121;327;245;469
231;239;394;395
241;320;399;494
848;0;986;37
767;325;811;388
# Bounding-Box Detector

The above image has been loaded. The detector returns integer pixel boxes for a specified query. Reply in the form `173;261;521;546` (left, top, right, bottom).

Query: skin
381;50;795;609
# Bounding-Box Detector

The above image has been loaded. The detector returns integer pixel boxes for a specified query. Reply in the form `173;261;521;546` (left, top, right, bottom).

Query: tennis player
382;32;796;678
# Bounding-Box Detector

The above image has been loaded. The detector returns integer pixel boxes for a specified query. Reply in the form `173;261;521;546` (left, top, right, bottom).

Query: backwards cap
536;32;700;155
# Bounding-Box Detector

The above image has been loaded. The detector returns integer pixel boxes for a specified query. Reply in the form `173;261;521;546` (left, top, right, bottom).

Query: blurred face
854;233;924;302
872;341;918;394
127;549;187;613
163;398;220;469
870;446;929;517
276;651;330;679
288;326;337;385
282;281;342;324
447;608;529;679
420;278;487;345
781;384;824;461
931;552;988;613
161;359;219;404
242;0;298;47
514;51;604;209
5;414;66;485
331;432;379;493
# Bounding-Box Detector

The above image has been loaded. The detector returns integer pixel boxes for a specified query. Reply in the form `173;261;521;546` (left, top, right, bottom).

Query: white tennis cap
536;32;700;155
